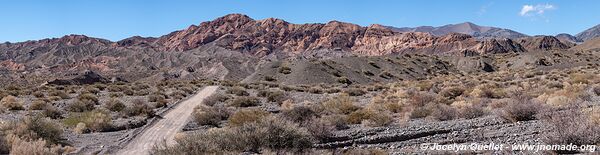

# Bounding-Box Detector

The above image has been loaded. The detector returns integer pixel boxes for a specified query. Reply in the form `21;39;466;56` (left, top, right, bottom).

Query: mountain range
1;14;600;84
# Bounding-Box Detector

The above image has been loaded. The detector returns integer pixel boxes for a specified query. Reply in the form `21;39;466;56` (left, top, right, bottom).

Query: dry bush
229;96;260;107
109;92;123;98
457;104;487;119
226;87;249;96
543;110;600;154
281;106;316;123
193;106;230;127
429;104;459;121
152;116;312;154
308;87;324;94
107;85;125;92
179;87;195;95
228;109;269;127
439;86;465;99
147;94;165;103
304;117;334;143
569;73;594;84
347;108;393;127
6;134;64;155
93;83;107;91
104;98;126;112
123;87;135;96
67;96;96;112
8;115;63;144
203;93;230;106
49;90;70;99
32;91;45;98
29;100;48;110
337;77;352;85
123;99;154;117
344;88;366;96
78;93;98;104
501;98;545;122
83;86;100;94
43;106;63;119
0;96;24;111
265;91;286;103
322;94;360;115
170;90;187;100
593;85;600;96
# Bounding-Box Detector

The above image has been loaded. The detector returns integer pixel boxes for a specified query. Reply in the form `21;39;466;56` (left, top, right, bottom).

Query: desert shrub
279;66;292;74
261;91;286;103
501;99;544;122
122;99;154;117
322;94;360;115
228;109;269;127
93;84;107;91
29;100;48;110
282;106;316;123
74;122;88;134
67;99;95;112
104;98;126;112
203;93;230;106
263;76;277;82
107;85;125;92
155;99;169;108
322;114;349;130
409;106;432;119
226;87;249;96
148;94;165;102
84;87;100;94
32;91;45;98
308;87;324;94
362;70;374;76
78;93;98;104
439;87;465;99
429;104;459;121
544;110;600;154
123;87;135;96
337;77;352;85
458;104;486;119
193;106;230;127
109;92;123;98
408;92;436;107
5;134;65;155
134;89;150;96
325;88;341;94
304;117;334;143
569;73;594;84
0;96;24;111
347;109;393;127
179;87;195;95
63;110;112;132
229;96;260;107
9;115;63;144
593;85;600;96
152;117;312;154
170;90;187;100
344;88;366;96
49;90;70;99
43;106;63;119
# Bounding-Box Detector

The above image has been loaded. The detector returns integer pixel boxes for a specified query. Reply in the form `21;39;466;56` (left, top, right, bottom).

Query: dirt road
117;86;218;155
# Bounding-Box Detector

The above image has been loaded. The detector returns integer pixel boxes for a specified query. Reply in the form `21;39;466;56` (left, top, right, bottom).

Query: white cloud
520;4;555;16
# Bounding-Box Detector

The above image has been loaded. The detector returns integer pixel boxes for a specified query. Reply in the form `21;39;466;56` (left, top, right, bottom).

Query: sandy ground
117;86;218;155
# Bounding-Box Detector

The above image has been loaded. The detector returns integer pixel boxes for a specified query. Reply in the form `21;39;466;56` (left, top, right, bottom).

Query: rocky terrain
387;22;529;40
1;14;600;155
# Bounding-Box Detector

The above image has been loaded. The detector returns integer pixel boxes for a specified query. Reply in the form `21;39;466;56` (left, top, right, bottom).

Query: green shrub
64;110;112;132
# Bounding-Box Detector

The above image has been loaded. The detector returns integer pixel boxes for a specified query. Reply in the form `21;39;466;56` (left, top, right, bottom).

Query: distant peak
218;13;254;21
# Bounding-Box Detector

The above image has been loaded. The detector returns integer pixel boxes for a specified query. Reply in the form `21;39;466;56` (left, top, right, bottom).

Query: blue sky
1;0;599;42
